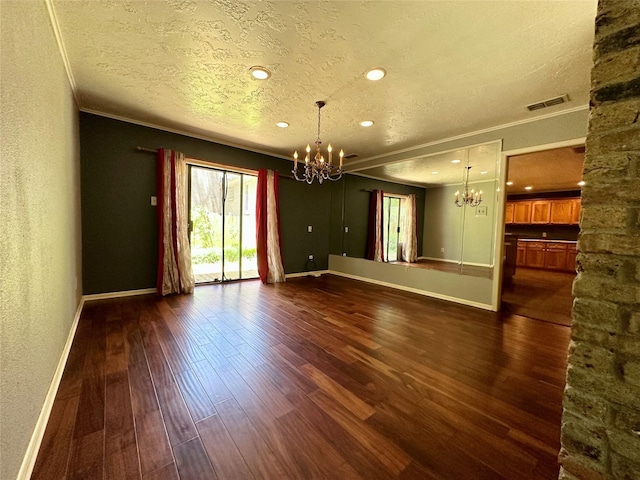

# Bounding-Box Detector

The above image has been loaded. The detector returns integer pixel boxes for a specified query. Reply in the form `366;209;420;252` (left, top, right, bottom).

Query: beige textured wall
0;1;82;479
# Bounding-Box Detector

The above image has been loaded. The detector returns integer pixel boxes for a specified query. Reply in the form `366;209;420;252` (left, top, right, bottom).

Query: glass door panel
223;172;241;281
189;166;258;284
383;196;401;262
190;167;224;283
241;175;258;279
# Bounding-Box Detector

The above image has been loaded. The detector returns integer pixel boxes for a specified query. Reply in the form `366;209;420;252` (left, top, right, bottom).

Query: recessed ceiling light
451;159;461;164
249;66;271;80
365;67;386;81
506;181;513;186
578;181;586;186
525;186;533;190
360;120;374;127
432;171;439;175
276;121;289;128
480;171;488;175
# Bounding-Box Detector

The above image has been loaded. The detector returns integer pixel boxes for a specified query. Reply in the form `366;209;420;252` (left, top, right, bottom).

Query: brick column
559;1;640;479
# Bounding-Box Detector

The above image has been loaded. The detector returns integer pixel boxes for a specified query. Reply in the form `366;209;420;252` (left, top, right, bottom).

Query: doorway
500;143;584;326
189;165;258;283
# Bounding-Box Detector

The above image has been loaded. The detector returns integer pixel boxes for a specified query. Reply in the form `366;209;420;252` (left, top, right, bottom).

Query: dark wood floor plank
67;430;104;480
135;410;173;475
105;370;140;479
31;395;79;480
285;388;395;480
105;429;139;480
173;437;218;480
277;409;364;480
309;389;411;476
106;320;127;375
300;362;375;420
138;317;198;446
216;364;324;479
143;462;179;480
73;373;105;439
33;275;570;480
173;366;218;422
215;398;292;480
197;414;255;480
190;359;233;405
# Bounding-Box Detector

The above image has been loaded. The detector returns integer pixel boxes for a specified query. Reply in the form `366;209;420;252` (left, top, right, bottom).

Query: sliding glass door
383;195;404;262
189;165;258;283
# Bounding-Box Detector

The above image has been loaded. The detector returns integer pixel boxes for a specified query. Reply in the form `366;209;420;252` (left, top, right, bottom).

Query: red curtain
256;169;285;284
256;169;268;283
366;189;384;262
156;148;194;295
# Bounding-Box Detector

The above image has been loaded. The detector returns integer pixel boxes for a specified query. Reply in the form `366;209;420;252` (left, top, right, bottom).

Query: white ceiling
51;0;597;182
506;145;585;195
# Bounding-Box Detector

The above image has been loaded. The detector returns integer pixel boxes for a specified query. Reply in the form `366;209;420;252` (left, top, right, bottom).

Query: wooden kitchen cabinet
565;243;578;271
505;197;581;225
571;198;581;224
550;199;574;224
517;240;577;271
524;241;546;268
505;202;515;224
531;200;551;224
513;201;532;224
516;243;527;266
544;243;568;270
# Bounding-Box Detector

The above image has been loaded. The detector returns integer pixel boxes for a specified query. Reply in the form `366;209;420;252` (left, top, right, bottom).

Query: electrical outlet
542;232;547;238
440;247;445;253
307;225;313;233
308;254;314;260
344;226;349;233
151;196;157;206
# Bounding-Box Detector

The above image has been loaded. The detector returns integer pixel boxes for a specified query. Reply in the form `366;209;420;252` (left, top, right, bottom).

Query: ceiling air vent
526;94;570;112
343;153;358;160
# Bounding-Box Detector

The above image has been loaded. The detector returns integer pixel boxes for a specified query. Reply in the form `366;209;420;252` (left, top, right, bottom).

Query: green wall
329;174;426;259
80;112;331;294
80;113;423;294
423;179;497;265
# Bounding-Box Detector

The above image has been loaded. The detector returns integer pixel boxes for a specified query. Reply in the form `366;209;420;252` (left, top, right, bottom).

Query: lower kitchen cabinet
517;239;577;272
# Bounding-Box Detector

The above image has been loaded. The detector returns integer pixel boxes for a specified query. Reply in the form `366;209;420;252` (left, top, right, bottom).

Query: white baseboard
16;297;85;480
285;270;330;279
83;287;156;301
326;270;493;311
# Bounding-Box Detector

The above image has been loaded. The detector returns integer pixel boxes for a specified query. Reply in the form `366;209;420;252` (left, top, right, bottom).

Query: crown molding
80;108;292;161
45;0;79;106
345;104;589;169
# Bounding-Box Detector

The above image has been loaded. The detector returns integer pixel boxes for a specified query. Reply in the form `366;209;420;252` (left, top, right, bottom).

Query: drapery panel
401;194;418;263
366;189;384;262
156;148;194;295
256;169;285;284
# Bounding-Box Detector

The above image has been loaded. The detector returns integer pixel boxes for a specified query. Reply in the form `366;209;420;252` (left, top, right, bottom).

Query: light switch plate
151;196;157;206
475;206;488;216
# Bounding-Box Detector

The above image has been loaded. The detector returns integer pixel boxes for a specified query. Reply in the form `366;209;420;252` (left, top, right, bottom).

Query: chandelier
454;164;483;207
292;101;344;184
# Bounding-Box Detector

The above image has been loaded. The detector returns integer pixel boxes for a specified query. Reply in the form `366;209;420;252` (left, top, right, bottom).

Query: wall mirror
344;140;502;278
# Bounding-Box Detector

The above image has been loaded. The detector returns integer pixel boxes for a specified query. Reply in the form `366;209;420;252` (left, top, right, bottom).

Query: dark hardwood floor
32;274;570;480
502;267;575;326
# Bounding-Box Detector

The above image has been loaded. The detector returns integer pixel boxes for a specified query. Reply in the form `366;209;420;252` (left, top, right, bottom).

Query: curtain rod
136;146;158;153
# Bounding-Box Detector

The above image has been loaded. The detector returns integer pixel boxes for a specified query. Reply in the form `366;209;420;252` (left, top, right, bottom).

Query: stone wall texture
559;1;640;479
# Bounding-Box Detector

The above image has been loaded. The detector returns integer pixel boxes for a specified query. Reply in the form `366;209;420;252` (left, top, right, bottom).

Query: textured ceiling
507;146;585;195
51;0;597;176
354;142;502;187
